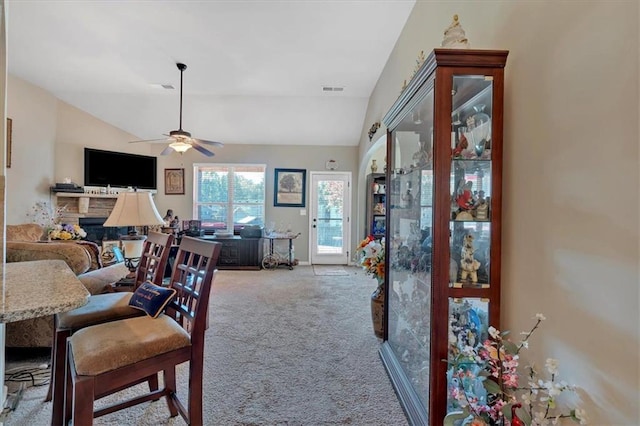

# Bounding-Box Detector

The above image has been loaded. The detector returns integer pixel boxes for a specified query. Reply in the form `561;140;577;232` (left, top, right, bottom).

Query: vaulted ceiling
7;1;415;147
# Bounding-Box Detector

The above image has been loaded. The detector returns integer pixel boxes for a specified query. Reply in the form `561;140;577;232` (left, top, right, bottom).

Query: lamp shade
103;191;165;227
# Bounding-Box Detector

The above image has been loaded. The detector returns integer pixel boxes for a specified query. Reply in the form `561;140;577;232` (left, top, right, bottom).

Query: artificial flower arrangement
29;200;67;229
356;235;385;287
445;313;588;426
48;223;87;240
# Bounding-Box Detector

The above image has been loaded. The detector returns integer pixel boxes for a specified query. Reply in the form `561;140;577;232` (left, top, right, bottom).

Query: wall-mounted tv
84;148;157;190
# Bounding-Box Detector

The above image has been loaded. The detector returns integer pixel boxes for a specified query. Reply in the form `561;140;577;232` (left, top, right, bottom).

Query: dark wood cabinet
380;49;508;425
203;237;263;270
365;173;386;239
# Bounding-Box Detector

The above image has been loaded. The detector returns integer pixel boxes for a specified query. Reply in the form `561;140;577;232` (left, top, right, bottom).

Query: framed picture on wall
6;118;12;168
274;168;306;207
165;168;185;195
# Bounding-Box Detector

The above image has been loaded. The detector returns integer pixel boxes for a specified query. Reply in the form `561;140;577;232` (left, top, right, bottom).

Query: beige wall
5;74;360;262
359;1;639;424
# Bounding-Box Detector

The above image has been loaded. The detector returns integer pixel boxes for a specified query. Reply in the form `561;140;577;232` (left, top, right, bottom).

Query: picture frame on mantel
164;168;185;195
274;168;306;207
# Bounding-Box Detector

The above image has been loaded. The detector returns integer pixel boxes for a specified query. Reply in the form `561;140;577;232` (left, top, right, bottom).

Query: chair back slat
165;237;221;340
134;232;174;287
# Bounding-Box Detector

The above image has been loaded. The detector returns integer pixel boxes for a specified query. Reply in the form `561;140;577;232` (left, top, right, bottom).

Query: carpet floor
5;266;408;425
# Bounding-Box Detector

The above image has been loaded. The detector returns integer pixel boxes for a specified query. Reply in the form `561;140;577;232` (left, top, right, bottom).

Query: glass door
446;75;496;415
386;86;435;418
309;172;351;264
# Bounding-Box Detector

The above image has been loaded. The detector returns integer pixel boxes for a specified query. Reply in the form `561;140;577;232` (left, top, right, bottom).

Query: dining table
0;259;90;423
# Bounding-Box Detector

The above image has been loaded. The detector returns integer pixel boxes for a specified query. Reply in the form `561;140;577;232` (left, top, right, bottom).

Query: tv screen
84;148;157;190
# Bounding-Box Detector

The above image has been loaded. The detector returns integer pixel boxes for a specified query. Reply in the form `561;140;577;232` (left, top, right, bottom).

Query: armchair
5;224;129;347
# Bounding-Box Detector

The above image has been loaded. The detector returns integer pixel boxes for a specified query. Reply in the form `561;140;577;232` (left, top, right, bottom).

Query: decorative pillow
128;281;177;318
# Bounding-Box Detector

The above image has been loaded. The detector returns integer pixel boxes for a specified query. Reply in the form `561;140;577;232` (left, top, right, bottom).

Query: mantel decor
164;168;185;195
274;168;306;207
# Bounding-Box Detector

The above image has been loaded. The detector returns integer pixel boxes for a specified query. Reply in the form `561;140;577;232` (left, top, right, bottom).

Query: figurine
452;132;468;157
460;234;481;283
441;14;470;49
456;180;476;211
163;209;174;226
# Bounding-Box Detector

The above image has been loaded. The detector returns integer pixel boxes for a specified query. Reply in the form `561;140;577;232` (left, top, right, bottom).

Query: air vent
322;86;344;92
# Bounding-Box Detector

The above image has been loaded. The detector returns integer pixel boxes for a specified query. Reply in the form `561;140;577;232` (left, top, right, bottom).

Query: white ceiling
7;1;415;147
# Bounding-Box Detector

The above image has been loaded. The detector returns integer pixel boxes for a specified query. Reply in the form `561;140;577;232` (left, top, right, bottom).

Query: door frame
308;171;352;265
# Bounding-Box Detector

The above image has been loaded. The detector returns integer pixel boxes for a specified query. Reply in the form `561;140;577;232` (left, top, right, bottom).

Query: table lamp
103;190;165;271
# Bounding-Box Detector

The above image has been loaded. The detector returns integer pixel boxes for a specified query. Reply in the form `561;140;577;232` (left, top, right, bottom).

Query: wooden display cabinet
365;173;387;239
379;49;508;424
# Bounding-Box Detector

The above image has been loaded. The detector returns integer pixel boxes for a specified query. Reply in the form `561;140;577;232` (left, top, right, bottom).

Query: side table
110;276;136;292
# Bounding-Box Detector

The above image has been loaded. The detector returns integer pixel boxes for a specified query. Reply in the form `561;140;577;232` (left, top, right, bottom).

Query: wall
359;1;639;424
6;74;359;262
151;143;358;262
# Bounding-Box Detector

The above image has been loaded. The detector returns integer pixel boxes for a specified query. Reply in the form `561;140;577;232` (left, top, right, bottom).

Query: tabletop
0;259;90;323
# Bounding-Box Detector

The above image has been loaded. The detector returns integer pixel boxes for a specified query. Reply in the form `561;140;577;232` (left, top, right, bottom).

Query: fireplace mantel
54;192;119;224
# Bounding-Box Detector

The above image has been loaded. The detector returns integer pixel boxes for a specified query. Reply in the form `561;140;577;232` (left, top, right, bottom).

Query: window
193;164;266;231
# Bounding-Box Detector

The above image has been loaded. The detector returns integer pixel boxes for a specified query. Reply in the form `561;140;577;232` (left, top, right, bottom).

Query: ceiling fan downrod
177;62;187;132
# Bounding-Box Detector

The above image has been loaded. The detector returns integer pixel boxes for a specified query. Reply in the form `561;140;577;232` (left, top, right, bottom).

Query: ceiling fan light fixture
169;140;192;153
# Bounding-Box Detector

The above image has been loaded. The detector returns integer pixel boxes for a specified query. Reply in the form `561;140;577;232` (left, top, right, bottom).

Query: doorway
309;172;351;265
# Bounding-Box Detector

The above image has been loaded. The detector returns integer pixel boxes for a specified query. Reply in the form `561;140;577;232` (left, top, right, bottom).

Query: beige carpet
5;266;407;425
312;265;350;276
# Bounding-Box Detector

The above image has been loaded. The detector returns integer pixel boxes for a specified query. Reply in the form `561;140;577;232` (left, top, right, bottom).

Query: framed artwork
165;168;185;195
274;168;306;207
6;117;12;168
101;240;121;258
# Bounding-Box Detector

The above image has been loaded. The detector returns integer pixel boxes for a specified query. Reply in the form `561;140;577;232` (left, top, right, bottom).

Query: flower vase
370;279;385;338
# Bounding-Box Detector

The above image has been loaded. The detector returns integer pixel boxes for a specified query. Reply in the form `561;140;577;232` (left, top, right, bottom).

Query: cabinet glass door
387;88;434;414
447;74;495;414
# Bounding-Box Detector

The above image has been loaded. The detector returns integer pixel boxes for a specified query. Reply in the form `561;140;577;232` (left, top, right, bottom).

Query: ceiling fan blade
160;145;175;156
193;138;224;147
129;137;172;144
190;140;215;157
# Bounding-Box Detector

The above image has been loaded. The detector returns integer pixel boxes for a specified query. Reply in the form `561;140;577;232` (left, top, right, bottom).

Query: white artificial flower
488;326;500;339
535;313;547;321
533;411;549;426
521;341;529;349
574;408;589;425
545;358;559;375
521;392;534;405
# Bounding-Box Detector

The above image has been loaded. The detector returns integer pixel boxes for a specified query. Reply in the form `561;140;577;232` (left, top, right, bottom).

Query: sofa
5;223;129;347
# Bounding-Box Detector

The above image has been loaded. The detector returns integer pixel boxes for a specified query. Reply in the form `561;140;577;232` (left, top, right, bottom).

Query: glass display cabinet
379;49;508;424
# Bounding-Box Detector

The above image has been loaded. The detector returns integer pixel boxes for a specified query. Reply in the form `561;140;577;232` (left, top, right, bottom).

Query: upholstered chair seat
56;293;141;330
70;315;190;376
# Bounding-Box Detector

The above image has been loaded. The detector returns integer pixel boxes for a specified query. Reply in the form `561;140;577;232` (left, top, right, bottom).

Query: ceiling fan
130;62;223;157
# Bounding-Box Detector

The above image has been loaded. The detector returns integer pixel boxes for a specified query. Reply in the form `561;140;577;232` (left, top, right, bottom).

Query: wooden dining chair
49;231;174;425
64;237;221;425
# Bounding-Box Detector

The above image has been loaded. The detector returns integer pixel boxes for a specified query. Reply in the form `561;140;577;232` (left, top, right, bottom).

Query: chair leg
63;343;73;426
189;358;204;425
51;327;71;425
73;375;95;426
163;368;179;417
148;374;160;401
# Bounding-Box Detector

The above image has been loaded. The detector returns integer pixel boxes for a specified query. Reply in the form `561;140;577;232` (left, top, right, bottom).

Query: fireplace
79;217;127;243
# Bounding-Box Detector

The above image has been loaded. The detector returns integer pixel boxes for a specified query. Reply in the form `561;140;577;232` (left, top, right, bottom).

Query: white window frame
193;163;266;232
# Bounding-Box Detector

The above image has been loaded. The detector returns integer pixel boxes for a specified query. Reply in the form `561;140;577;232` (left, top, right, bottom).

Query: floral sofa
5;223;129;347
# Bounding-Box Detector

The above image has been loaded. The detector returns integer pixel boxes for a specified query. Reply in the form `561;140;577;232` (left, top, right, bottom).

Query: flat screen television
84;148;157;190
